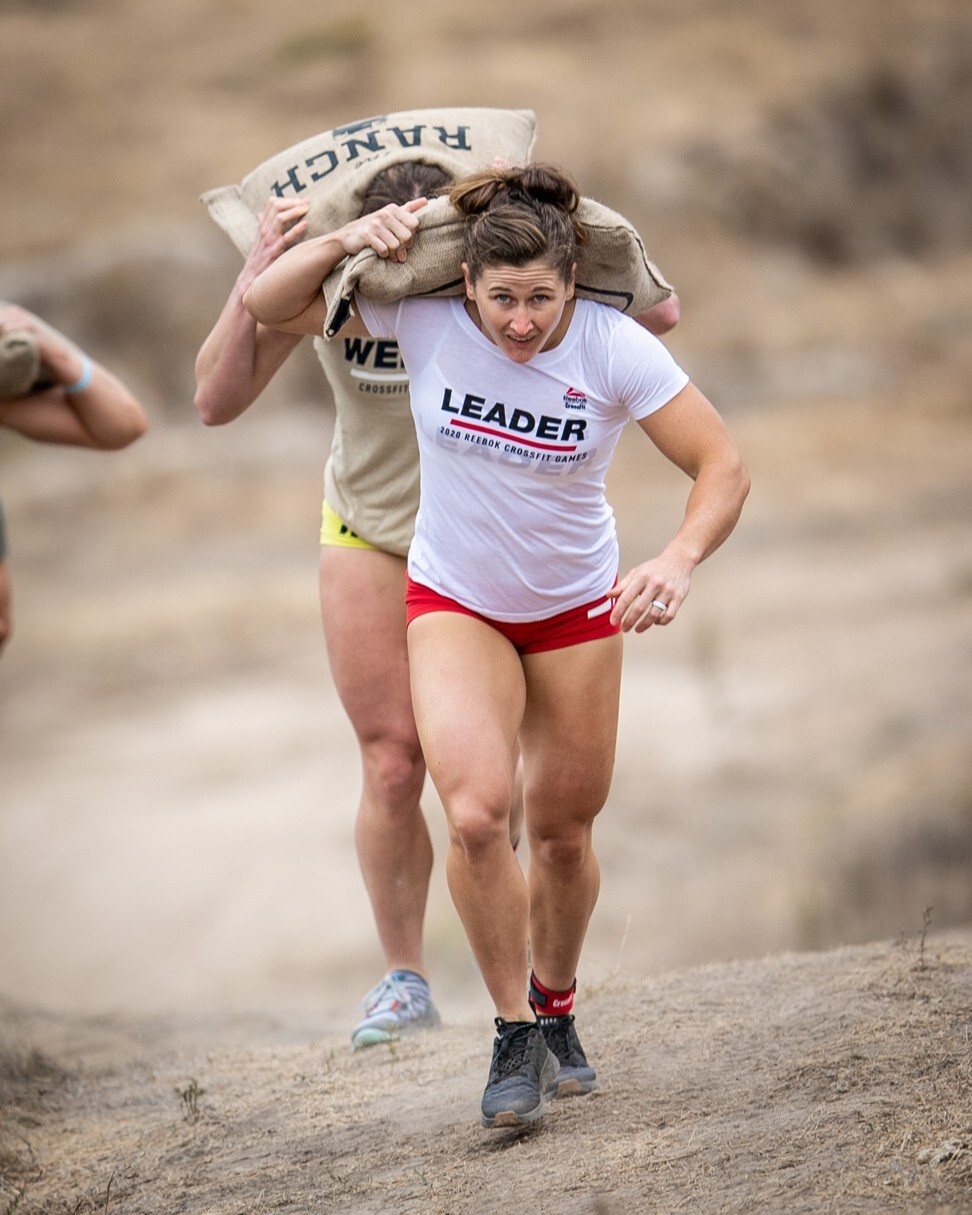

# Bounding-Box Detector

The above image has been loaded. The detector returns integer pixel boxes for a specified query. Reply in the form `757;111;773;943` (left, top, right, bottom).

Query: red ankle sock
529;971;575;1017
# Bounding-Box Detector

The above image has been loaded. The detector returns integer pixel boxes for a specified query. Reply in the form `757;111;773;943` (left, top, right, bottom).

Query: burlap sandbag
321;195;674;337
202;107;538;256
0;302;87;401
0;327;41;401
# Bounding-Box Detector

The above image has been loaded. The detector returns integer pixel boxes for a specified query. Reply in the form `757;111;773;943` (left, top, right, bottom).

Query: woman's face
463;259;576;364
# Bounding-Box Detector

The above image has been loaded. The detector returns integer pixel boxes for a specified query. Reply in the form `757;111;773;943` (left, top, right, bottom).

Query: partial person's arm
0;497;10;654
244;199;428;336
609;381;750;632
635;293;680;336
194;197;310;425
0;559;10;655
0;305;147;449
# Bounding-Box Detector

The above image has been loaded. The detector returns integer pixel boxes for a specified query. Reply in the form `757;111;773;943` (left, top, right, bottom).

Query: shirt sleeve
355;295;403;339
608;314;690;421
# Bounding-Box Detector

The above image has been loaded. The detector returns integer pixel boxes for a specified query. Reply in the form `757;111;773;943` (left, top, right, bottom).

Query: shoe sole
481;1098;549;1129
547;1074;600;1098
351;1020;441;1051
351;1010;442;1051
352;1027;399;1050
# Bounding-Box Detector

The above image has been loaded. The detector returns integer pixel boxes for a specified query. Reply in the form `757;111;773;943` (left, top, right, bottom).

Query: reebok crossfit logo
563;386;587;410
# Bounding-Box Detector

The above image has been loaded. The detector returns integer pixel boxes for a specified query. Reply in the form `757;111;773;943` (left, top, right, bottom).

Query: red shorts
405;577;621;655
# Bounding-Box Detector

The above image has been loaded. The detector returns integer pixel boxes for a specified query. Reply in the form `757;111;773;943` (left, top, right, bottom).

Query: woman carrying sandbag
244;162;750;1129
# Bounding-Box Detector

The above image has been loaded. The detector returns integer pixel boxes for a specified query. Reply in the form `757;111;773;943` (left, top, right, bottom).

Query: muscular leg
407;611;532;1020
520;635;623;991
319;545;431;976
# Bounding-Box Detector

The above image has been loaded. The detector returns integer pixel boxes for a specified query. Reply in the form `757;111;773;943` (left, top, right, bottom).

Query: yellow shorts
319;500;377;551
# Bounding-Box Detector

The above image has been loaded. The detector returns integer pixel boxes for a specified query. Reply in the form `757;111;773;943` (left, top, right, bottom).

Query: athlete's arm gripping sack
201;107;538;256
320;195;675;337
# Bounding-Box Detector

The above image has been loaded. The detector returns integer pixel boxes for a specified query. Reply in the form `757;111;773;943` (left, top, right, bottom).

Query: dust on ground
2;934;971;1214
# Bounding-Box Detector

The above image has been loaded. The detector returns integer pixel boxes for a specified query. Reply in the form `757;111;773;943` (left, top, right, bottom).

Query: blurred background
1;0;970;1023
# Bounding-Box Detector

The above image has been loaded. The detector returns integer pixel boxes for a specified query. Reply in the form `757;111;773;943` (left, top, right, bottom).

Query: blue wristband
64;354;93;394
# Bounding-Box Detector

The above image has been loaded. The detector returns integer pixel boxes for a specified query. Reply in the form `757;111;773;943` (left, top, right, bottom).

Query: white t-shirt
357;295;690;621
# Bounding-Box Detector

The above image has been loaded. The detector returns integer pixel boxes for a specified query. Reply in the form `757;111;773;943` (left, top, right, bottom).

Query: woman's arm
0;305;147;450
635;293;681;336
0;501;11;655
244;198;428;335
609;381;750;632
194;197;309;426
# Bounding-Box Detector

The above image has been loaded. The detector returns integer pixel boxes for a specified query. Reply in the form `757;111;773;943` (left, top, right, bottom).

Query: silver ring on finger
650;599;669;614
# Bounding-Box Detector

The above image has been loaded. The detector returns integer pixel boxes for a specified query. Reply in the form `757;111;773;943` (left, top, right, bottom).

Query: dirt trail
2;934;971;1214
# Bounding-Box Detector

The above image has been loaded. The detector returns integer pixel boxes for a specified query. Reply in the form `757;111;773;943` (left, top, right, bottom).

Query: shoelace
539;1015;579;1064
362;975;409;1014
494;1021;535;1077
361;972;427;1015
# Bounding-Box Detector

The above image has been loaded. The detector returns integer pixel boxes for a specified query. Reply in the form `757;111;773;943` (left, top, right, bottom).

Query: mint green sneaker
351;970;441;1051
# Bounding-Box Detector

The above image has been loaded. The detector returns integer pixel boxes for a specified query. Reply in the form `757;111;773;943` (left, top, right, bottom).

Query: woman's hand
339;198;428;262
607;549;694;632
240;197;311;288
244;197;428;333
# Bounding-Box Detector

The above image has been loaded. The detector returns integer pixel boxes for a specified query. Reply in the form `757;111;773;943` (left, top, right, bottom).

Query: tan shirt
314;334;419;558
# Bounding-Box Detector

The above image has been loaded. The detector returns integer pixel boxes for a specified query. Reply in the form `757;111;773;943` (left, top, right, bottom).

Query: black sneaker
538;1014;600;1097
480;1018;560;1128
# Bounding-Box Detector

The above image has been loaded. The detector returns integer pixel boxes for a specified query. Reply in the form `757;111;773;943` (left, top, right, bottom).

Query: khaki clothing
314;335;418;558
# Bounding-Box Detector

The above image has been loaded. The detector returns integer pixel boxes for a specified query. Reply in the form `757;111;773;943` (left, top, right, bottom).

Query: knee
529;822;594;874
448;798;510;864
360;734;426;811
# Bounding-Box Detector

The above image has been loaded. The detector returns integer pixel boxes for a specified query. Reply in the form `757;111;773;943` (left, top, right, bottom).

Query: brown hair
360;161;453;215
449;163;586;284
